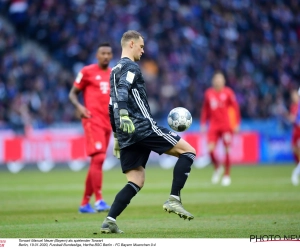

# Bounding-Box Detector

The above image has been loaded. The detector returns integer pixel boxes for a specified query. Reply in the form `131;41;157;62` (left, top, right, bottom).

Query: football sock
170;195;180;201
293;153;299;163
209;151;218;170
81;170;93;206
107;181;140;220
294;162;300;175
90;153;105;201
224;152;230;176
107;217;116;222
171;152;195;197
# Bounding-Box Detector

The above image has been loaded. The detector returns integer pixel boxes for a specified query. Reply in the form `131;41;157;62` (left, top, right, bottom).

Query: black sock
107;181;140;219
171;152;195;198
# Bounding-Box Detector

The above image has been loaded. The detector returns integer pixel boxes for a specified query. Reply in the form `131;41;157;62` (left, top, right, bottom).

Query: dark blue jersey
109;57;155;149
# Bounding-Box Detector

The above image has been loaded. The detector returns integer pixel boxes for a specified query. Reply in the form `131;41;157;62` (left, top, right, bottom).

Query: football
167;107;192;132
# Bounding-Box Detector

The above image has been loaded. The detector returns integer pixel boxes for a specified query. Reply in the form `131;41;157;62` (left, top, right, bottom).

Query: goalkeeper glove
119;109;135;133
113;133;120;159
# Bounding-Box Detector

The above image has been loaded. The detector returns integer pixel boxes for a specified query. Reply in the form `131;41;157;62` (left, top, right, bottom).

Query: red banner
0;131;259;164
183;132;259;164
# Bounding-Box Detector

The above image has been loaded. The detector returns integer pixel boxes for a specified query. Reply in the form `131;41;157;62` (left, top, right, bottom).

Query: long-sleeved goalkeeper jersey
109;57;156;149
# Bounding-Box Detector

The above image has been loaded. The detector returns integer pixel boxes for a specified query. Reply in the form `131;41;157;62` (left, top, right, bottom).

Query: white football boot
221;175;231;186
211;166;224;184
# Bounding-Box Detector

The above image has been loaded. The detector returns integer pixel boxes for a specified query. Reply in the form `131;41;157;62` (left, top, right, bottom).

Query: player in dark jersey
100;30;196;234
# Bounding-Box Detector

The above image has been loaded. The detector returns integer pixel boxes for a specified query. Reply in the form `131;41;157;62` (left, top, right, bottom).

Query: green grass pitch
0;164;299;238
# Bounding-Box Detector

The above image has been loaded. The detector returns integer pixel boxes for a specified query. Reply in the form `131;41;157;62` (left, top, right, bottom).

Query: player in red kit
288;89;300;186
69;43;113;213
200;71;241;186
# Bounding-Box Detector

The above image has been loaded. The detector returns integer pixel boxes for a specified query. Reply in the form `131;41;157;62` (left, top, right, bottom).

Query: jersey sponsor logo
100;81;109;94
210;98;218;109
96;75;101;80
75;72;83;83
95;142;102;150
126;71;135;84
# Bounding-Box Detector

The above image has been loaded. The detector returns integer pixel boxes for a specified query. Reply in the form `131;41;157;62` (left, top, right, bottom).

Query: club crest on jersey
95;75;101;80
95;142;102;150
210;99;218;109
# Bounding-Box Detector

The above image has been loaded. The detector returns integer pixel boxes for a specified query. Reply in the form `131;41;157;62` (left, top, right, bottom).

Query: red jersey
290;102;300;134
201;86;240;131
73;64;111;129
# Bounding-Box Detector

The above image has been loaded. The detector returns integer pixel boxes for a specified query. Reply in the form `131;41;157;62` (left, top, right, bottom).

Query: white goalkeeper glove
113;133;120;159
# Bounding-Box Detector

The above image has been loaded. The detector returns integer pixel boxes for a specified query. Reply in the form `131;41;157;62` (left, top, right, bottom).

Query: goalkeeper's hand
113;133;120;159
119;109;135;133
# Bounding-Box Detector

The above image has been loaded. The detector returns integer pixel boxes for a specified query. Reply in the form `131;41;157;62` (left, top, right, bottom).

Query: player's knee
133;179;144;189
127;176;145;189
224;146;231;153
186;146;196;156
182;142;196;156
91;153;105;168
208;143;215;152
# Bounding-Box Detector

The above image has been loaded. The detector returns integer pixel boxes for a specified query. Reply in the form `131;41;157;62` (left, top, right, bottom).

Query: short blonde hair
121;30;143;47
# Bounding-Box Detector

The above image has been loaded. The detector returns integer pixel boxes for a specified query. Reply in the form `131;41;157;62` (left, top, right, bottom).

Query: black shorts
120;126;181;173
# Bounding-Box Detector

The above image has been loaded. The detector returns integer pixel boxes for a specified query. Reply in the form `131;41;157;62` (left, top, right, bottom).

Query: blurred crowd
0;0;300;132
0;15;75;132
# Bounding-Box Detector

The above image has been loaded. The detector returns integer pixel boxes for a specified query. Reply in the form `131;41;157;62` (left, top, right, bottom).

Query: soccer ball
167;107;192;132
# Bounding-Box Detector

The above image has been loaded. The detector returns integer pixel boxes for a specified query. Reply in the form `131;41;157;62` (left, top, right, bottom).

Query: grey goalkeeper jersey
110;57;155;149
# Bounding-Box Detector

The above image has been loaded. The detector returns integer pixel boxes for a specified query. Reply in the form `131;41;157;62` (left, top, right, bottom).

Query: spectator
0;0;299;130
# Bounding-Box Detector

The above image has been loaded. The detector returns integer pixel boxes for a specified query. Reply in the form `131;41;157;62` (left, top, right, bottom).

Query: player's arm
109;101;120;158
200;92;209;132
114;64;137;133
288;105;297;124
69;71;91;119
228;89;241;132
294;105;300;126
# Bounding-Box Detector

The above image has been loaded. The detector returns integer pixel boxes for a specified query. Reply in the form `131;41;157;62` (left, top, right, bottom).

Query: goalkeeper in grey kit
100;30;196;234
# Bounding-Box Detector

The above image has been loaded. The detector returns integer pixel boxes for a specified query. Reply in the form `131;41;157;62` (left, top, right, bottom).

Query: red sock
81;169;93;206
90;153;105;202
209;151;218;170
224;152;230;176
293;153;299;163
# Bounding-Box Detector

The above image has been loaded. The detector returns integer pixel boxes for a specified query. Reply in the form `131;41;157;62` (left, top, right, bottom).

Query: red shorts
292;130;300;148
207;128;232;146
82;119;111;156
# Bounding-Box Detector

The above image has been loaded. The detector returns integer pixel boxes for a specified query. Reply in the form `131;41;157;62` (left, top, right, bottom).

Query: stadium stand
0;0;300;131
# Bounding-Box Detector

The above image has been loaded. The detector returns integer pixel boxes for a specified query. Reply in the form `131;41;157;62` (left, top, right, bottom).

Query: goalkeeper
100;30;196;234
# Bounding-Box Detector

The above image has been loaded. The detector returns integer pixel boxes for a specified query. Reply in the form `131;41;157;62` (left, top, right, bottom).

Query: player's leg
292;149;299;163
78;120;96;213
291;131;299;163
79;167;95;213
79;121;107;213
221;131;233;186
90;152;111;212
136;127;196;220
208;130;223;184
163;138;195;220
94;129;112;212
291;137;300;186
101;145;150;233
